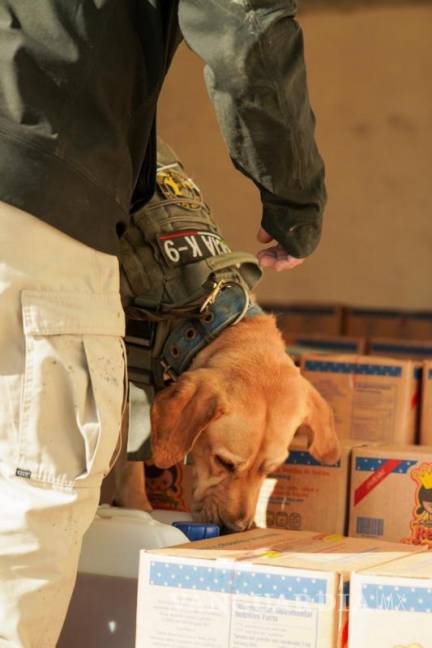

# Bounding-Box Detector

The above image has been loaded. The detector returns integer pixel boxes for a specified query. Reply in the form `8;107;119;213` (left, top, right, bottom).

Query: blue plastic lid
172;521;220;542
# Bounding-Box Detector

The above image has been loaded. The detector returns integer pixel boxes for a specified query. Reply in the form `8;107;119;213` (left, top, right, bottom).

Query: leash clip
160;359;178;383
200;280;225;313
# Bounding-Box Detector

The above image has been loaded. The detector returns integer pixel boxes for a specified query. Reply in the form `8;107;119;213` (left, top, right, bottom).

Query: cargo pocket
16;290;126;488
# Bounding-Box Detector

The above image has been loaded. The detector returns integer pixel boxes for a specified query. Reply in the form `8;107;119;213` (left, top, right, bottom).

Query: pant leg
0;202;126;647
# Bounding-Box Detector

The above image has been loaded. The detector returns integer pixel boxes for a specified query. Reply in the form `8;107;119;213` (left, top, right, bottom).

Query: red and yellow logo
408;463;432;546
144;461;189;512
157;167;203;210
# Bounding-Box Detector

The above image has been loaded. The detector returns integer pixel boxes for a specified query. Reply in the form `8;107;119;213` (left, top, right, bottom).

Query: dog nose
220;519;256;535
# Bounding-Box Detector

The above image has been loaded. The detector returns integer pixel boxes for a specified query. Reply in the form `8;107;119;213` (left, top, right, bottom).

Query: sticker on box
349;446;432;546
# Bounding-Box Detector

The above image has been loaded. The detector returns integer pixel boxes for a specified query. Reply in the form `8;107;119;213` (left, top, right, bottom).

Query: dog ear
302;382;341;465
150;369;227;468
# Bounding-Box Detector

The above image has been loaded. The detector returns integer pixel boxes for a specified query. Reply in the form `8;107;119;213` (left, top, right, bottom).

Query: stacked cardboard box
344;307;432;340
404;311;432;340
270;302;343;336
420;361;432;445
344;307;404;338
146;437;363;537
349;552;432;648
301;354;420;444
136;528;425;648
283;333;366;363
142;355;425;537
349;444;432;547
144;460;192;512
262;301;432;342
256;437;364;535
368;337;432;360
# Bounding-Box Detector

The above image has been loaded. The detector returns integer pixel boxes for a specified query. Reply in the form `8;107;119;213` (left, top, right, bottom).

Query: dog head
150;333;340;532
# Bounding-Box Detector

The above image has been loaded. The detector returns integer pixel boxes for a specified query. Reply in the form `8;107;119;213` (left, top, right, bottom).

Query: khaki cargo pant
0;202;126;647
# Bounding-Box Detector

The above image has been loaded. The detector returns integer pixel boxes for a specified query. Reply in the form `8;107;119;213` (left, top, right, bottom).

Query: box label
407;464;432;546
286;450;341;469
350;574;432;648
302;356;417;444
361;582;432;613
145;461;191;511
354;457;417;505
303;360;402;377
351;456;432;547
140;559;330;648
256;449;346;534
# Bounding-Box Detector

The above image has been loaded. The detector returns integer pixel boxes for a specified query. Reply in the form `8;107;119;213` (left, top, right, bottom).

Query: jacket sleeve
177;0;326;258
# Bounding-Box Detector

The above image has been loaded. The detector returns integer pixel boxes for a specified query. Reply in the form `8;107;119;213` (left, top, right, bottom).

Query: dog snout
220;516;256;534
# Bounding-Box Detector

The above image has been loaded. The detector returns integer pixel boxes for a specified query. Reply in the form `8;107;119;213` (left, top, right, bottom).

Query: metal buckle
160;359;178;383
200;280;225;313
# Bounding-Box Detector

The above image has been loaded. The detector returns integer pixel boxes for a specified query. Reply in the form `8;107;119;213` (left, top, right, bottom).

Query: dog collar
155;283;263;388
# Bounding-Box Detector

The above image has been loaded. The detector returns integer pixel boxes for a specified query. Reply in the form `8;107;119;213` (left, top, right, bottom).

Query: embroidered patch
159;230;231;266
157;168;202;210
16;468;31;479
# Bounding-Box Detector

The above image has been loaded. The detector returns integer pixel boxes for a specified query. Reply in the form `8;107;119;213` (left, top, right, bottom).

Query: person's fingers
273;257;305;272
257;245;305;271
256;251;275;267
256;248;276;261
275;246;288;260
256;226;273;244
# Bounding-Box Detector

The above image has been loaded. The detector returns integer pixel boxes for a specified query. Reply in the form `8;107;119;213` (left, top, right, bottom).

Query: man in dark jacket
0;1;325;645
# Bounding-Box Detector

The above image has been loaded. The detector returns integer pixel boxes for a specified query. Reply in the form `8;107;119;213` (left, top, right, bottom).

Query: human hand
256;227;305;272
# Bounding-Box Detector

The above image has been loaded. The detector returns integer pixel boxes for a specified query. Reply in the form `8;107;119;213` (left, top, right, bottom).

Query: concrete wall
158;4;432;308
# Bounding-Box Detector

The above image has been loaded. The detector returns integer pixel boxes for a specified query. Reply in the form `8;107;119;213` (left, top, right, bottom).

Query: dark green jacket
0;0;325;259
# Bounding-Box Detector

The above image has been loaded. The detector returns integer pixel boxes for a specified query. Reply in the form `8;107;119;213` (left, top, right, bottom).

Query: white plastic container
58;506;191;648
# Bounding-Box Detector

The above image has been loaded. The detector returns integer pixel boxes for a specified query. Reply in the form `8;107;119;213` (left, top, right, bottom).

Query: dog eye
215;455;236;473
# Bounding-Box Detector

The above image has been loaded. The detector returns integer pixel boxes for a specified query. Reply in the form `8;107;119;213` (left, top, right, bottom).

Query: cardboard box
283;334;366;361
256;438;366;535
271;302;343;335
345;308;432;341
144;461;192;512
420;361;432;445
404;310;432;340
301;354;420;444
136;528;424;648
349;444;432;546
344;307;404;338
368;338;432;360
349;552;432;648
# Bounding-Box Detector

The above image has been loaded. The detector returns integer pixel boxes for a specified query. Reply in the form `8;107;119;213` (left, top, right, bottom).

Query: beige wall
158;4;432;308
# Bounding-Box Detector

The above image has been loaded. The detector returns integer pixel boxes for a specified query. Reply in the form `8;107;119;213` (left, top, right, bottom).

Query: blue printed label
286;450;341;469
149;561;328;604
304;360;402;377
361;583;432;613
355;457;417;473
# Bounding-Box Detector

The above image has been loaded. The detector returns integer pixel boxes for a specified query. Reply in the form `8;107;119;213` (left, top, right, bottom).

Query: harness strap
130;250;261;311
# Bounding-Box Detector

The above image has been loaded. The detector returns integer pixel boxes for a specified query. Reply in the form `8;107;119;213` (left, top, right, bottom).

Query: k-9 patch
159;230;231;266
